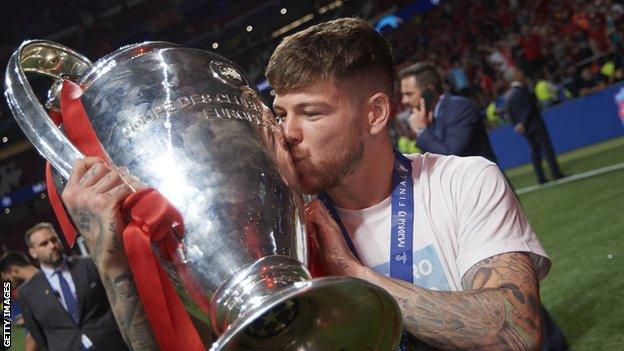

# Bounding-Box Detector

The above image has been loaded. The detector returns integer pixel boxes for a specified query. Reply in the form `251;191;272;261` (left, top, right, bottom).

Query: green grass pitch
509;136;624;350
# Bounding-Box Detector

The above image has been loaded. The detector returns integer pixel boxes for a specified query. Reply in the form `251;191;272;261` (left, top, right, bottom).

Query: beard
40;249;64;267
298;124;365;194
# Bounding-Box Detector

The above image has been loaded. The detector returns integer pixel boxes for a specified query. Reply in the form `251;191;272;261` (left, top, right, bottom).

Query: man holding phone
399;62;498;162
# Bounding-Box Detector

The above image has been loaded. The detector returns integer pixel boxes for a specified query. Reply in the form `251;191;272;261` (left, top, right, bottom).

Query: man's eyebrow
294;102;332;110
273;101;331;112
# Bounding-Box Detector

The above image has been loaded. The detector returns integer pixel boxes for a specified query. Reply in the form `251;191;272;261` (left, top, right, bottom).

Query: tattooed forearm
69;207;105;265
102;271;158;351
107;222;123;255
364;252;542;351
395;283;537;350
328;249;351;270
68;206;158;350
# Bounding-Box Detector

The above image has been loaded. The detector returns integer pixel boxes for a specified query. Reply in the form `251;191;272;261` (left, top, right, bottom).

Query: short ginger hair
266;17;394;96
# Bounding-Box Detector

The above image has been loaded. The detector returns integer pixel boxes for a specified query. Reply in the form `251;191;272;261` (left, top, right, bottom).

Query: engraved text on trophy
121;91;265;137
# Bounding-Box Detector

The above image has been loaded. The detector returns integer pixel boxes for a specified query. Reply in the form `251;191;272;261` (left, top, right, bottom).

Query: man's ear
28;246;38;260
367;92;391;136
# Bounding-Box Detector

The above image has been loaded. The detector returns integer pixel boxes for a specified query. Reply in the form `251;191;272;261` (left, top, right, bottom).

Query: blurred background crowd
2;0;623;124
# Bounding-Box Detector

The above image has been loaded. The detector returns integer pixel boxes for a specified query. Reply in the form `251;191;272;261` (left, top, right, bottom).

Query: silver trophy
5;40;402;350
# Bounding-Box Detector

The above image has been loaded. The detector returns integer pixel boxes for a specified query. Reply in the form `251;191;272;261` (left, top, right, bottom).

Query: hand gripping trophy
5;40;402;350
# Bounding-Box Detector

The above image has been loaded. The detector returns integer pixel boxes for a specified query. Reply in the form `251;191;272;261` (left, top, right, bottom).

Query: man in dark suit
504;66;565;184
0;251;40;351
16;222;128;351
399;62;498;163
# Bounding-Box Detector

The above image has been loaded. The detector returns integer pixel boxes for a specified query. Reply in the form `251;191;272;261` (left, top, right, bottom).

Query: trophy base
209;275;402;350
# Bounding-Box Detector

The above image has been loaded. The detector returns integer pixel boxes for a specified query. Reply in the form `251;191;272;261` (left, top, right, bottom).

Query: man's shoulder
442;95;479;119
445;94;475;107
68;256;97;273
17;271;45;297
409;152;495;173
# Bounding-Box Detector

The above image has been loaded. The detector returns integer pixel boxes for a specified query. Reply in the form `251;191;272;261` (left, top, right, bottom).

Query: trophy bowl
5;40;402;350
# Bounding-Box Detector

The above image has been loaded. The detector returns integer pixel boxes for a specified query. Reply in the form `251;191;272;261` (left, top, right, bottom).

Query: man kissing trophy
5;40;402;350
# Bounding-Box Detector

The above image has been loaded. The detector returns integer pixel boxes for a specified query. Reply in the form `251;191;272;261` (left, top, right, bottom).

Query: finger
305;218;320;249
67;157;106;187
78;163;110;187
309;200;338;226
306;201;346;250
123;174;147;191
116;166;130;176
304;208;324;252
304;201;323;233
106;183;134;203
305;199;325;221
113;166;147;190
306;200;342;233
304;200;317;217
92;170;125;193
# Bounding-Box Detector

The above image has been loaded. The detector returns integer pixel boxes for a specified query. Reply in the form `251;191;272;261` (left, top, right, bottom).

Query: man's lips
289;150;306;164
292;156;305;164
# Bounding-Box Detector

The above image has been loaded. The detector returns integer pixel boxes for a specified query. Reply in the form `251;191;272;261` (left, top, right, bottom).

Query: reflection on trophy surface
5;40;402;350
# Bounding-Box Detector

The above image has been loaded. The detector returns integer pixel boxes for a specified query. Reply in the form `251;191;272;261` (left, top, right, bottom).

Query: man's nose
280;117;302;148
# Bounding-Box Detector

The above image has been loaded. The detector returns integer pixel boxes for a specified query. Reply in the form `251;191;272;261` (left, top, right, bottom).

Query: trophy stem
210;255;310;335
209;256;402;351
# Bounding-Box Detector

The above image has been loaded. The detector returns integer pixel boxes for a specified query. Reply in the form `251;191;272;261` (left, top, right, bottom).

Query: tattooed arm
363;252;542;350
62;157;158;350
306;200;543;351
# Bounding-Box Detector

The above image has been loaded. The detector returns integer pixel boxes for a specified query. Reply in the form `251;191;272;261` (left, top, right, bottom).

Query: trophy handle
4;40;93;180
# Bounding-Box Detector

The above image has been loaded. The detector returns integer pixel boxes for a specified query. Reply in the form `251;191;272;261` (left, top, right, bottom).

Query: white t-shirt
335;153;551;291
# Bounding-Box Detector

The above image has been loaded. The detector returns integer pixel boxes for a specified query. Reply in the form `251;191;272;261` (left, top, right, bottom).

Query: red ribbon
122;189;204;350
46;162;78;245
45;79;205;351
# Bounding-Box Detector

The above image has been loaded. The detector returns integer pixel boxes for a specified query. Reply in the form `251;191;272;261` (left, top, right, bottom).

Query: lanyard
317;149;415;350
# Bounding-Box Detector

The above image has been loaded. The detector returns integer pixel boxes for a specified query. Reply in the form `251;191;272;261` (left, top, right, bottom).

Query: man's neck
40;258;66;273
325;143;395;210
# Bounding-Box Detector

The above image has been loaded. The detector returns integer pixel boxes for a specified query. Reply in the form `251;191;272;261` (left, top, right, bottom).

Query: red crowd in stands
387;0;624;110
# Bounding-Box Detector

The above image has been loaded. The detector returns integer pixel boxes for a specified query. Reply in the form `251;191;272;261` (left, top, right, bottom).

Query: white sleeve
455;164;551;281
